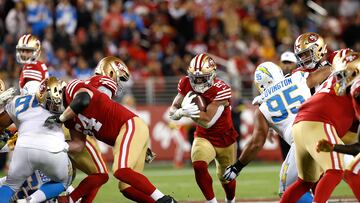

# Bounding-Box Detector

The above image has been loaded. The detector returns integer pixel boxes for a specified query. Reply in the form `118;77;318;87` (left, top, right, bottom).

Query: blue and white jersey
257;71;311;144
5;94;66;152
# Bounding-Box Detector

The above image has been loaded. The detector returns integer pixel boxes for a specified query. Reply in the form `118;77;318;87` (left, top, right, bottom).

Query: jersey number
266;86;305;122
75;114;102;136
15;95;39;117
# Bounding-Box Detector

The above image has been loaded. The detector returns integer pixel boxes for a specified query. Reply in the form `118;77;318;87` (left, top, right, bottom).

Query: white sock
206;197;218;203
29;190;46;203
225;197;235;203
150;189;164;201
0;176;6;186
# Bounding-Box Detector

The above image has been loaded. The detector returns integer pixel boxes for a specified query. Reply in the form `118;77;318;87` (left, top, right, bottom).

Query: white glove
169;92;200;120
223;165;240;181
0;87;18;106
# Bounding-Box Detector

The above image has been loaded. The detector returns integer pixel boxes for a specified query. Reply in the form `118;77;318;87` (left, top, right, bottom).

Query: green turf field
69;162;354;202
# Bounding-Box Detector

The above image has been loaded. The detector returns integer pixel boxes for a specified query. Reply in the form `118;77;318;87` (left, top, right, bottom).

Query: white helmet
254;62;284;93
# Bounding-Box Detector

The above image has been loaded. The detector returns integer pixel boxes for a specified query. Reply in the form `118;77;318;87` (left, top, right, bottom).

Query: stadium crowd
0;0;359;90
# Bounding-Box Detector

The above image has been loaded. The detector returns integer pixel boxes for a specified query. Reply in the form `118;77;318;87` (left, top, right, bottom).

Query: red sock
280;178;313;203
344;170;360;201
121;186;156;203
314;169;343;203
222;180;236;200
80;187;100;203
192;161;215;200
70;173;109;202
113;168;157;195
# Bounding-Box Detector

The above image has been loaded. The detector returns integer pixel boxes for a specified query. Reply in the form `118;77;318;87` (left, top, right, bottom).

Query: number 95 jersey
258;72;312;144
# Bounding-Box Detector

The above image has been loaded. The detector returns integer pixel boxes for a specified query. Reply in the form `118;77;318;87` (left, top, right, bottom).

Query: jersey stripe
324;123;341;170
217;88;231;95
215;92;231;99
214;95;231;101
119;118;135;168
41;63;48;71
23;69;42;74
85;140;107;173
23;75;42;81
351;158;360;174
67;80;81;98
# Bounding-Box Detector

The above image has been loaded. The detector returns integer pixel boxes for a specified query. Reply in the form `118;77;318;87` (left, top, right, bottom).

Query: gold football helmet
333;51;360;96
16;34;41;64
95;56;130;90
187;53;217;93
36;77;66;114
294;32;327;69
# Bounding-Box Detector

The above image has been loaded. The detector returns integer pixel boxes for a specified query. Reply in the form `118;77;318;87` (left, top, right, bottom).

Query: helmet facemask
188;71;216;93
37;78;66;114
187;53;217;93
295;44;320;69
16;34;41;64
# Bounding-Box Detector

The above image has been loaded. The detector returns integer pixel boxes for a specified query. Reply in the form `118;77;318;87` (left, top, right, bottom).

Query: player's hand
182;103;200;118
44;115;62;129
0;87;19;106
145;148;156;163
223;165;240;181
316;139;334;153
181;91;197;108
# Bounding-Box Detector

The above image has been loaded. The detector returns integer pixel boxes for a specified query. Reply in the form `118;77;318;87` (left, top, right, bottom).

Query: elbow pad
70;92;91;114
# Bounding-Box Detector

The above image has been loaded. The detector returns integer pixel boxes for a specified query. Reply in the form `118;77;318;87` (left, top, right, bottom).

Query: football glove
145;148;156;163
223;160;246;181
316;139;334;153
43;114;62;129
0;87;19;106
7;132;18;151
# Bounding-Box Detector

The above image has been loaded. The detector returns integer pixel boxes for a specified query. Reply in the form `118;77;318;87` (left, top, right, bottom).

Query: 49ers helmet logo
308;34;318;43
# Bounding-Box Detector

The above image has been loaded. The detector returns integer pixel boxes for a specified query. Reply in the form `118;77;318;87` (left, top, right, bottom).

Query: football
189;92;207;112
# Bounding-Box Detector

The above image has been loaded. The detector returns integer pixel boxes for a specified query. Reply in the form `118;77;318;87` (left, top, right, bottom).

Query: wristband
234;160;247;171
59;114;66;122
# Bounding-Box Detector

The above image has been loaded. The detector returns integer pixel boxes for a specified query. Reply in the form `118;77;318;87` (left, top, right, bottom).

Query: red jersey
177;77;238;147
87;75;118;97
64;80;136;146
294;76;356;138
351;78;360;119
19;61;49;88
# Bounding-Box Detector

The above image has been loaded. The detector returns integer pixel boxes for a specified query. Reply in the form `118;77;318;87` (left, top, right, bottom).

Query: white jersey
257;72;312;144
5;94;66;152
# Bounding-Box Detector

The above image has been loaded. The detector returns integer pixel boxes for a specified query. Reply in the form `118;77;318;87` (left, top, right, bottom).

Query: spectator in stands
5;1;27;38
55;0;77;36
73;56;93;80
26;0;53;38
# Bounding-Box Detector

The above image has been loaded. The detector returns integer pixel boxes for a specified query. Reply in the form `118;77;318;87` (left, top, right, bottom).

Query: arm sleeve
333;143;360;156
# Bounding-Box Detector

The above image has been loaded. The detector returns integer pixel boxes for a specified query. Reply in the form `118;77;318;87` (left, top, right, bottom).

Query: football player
0;78;73;203
280;50;359;202
222;61;332;202
169;54;238;203
316;53;360;200
42;76;177;203
16;34;49;94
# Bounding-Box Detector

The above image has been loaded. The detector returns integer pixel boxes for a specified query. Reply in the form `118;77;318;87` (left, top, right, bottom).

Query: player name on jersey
262;78;293;99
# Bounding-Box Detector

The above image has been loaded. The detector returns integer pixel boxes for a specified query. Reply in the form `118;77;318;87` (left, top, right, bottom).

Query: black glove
223;160;246;181
43;115;62;129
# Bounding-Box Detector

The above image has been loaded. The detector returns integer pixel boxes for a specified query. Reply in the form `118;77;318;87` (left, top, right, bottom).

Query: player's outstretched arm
223;107;269;181
192;99;227;129
317;139;360;156
306;65;333;88
67;129;87;153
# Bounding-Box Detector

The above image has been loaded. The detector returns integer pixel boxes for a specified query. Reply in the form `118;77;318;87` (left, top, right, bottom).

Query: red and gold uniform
63;75;117;202
177;76;238;182
64;80;149;190
19;61;49;94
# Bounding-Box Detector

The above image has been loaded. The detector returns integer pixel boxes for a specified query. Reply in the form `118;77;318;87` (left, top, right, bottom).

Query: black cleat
156;195;177;203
